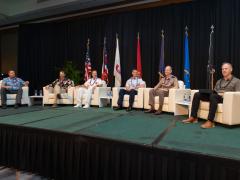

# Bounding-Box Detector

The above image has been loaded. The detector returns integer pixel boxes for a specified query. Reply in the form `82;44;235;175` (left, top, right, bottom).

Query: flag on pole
84;38;91;81
159;30;165;77
114;34;121;87
184;26;190;89
207;25;215;90
101;37;109;84
137;32;142;76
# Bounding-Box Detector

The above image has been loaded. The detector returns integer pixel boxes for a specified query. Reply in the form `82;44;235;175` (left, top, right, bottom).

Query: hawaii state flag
101;37;109;83
137;32;142;76
84;39;91;81
114;34;121;87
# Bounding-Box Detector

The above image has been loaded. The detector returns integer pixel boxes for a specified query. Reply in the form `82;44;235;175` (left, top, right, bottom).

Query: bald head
164;66;172;77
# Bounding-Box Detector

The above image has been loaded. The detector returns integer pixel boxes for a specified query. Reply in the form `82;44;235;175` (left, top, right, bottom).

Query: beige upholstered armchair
112;85;146;109
0;80;30;106
143;81;184;113
73;81;111;106
43;86;74;105
190;90;240;125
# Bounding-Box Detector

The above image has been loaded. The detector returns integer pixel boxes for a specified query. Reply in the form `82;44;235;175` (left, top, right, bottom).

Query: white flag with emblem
114;35;121;87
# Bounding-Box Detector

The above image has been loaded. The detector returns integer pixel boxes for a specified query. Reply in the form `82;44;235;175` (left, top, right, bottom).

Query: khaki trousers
148;89;169;109
49;83;67;104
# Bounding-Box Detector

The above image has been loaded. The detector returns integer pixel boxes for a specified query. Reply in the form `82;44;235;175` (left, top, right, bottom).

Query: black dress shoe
126;107;133;112
144;109;155;113
52;104;58;108
14;104;19;109
2;104;7;109
154;110;162;115
113;106;123;111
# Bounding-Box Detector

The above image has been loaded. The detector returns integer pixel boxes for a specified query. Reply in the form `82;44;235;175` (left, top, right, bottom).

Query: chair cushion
48;93;69;99
199;101;223;113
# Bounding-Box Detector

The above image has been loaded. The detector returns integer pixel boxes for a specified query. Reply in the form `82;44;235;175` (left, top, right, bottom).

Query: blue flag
159;31;165;76
184;29;190;89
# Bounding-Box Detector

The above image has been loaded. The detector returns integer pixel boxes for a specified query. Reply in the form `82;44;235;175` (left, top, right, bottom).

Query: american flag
84;39;91;81
101;37;109;83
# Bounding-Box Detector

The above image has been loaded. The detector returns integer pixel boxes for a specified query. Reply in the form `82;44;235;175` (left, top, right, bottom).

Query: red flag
137;32;142;77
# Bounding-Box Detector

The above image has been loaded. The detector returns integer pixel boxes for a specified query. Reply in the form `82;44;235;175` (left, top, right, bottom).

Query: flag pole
159;30;165;80
87;38;90;47
185;26;188;36
207;25;215;90
210;25;215;90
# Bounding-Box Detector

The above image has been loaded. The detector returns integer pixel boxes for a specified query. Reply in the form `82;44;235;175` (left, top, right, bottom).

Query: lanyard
90;78;97;86
219;76;234;89
131;77;139;87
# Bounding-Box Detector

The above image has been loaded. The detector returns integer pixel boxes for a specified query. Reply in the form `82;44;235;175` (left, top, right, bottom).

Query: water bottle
183;93;187;102
188;94;191;102
34;90;38;96
107;90;112;98
39;90;43;96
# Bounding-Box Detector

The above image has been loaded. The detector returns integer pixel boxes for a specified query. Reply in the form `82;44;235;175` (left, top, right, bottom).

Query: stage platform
0;107;240;180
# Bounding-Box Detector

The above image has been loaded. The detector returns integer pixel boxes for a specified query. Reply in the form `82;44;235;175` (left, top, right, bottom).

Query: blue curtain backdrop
18;0;240;94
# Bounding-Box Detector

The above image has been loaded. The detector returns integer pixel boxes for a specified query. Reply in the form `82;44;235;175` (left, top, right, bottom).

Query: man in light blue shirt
1;70;29;109
114;69;145;111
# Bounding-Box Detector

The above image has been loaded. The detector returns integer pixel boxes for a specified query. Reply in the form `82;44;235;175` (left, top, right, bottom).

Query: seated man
145;66;178;115
183;62;240;128
114;69;145;111
74;70;103;109
1;70;29;109
46;70;74;107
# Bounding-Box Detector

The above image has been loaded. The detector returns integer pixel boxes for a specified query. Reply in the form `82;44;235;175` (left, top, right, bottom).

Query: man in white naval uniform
114;69;145;111
74;70;103;109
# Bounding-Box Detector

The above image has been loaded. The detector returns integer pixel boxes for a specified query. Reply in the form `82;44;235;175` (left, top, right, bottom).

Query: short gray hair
222;62;233;70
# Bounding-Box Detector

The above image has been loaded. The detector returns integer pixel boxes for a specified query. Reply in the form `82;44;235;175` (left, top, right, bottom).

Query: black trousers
117;89;137;108
191;92;223;121
1;88;23;105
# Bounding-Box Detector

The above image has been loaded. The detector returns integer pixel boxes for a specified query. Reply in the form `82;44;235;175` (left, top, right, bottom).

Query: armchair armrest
112;87;125;107
67;86;74;96
43;86;50;104
22;86;29;97
21;86;29;104
92;87;112;101
136;88;144;108
96;87;111;97
143;88;153;109
223;92;240;125
168;89;178;112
